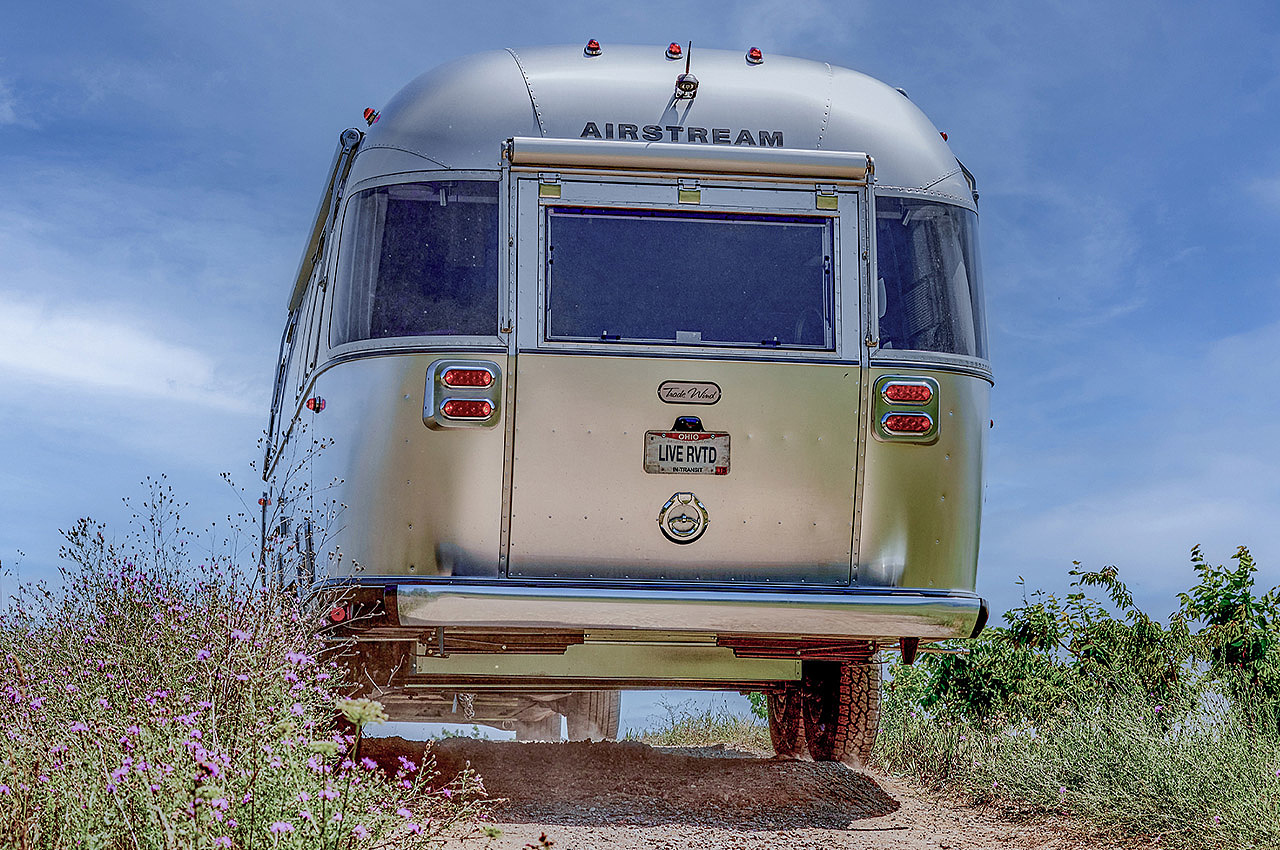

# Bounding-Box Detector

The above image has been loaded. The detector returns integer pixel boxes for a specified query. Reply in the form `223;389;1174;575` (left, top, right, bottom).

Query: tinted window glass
546;207;834;349
331;181;499;346
875;197;987;359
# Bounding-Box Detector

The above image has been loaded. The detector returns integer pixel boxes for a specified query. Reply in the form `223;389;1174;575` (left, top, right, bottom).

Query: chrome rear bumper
393;582;986;640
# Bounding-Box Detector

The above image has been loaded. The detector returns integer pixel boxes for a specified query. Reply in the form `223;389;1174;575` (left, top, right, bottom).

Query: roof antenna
675;41;698;99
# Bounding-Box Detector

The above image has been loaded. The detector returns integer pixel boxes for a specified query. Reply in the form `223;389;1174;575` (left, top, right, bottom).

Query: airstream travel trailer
264;42;990;760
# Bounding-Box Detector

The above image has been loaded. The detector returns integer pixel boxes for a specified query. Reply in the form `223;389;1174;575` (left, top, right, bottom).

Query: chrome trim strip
394;583;983;639
508;137;871;180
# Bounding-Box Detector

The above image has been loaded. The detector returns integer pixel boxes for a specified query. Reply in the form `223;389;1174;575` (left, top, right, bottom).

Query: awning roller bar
506;136;872;181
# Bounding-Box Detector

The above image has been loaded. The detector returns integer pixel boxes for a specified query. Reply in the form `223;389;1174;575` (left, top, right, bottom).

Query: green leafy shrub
877;547;1280;850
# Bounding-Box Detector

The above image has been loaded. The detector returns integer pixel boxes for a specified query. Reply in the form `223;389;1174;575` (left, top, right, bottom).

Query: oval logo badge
657;381;721;405
658;492;710;544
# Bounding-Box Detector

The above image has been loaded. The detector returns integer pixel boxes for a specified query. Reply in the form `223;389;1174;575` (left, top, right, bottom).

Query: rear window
875;196;987;360
546;207;834;350
330;181;499;346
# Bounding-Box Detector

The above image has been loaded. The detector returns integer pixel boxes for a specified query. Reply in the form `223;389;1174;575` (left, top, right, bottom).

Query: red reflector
584;39;601;56
883;413;933;434
328;606;347;623
363;107;379;126
883;383;933;403
306;397;326;412
666;42;682;59
442;399;493;419
746;46;763;64
442;368;493;388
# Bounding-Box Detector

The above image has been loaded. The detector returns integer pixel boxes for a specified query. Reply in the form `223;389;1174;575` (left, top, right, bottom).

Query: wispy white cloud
0;291;256;413
981;318;1280;610
731;0;849;48
1249;173;1280;211
0;78;29;128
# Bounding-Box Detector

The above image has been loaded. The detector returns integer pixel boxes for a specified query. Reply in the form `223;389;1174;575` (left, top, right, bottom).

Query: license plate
643;431;730;475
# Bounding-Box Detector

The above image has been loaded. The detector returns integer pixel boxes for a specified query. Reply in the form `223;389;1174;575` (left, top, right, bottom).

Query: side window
291;286;318;403
330;181;500;346
875;196;987;360
267;313;298;450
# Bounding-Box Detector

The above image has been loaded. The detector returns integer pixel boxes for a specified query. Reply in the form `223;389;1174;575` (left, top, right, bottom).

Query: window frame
869;189;990;372
518;174;860;363
323;171;508;360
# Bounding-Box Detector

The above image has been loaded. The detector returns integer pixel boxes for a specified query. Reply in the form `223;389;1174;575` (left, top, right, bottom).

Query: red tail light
328;606;348;624
883;413;933;434
442;399;493;419
882;383;933;403
306;397;326;412
442;368;493;388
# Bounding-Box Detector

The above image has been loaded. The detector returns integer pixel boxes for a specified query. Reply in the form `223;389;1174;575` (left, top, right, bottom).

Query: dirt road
362;737;1130;850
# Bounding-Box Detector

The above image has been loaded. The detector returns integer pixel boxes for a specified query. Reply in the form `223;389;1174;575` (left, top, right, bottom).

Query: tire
564;690;621;741
800;659;881;764
513;713;563;741
766;684;805;758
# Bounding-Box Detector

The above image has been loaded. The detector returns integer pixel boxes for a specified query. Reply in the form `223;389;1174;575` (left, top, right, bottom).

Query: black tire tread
766;685;805;757
801;659;881;764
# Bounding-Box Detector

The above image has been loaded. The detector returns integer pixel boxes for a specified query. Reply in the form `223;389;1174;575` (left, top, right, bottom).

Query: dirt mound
363;736;898;830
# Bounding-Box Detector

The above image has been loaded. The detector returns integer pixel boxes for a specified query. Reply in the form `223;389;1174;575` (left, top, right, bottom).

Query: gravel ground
360;737;1142;850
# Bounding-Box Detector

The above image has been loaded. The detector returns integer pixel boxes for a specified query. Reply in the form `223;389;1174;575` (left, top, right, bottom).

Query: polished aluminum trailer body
265;45;991;707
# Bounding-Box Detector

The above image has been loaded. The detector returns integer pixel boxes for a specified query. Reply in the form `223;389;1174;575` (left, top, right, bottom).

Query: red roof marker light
584;39;601;56
363;107;379;126
666;42;683;60
746;47;764;65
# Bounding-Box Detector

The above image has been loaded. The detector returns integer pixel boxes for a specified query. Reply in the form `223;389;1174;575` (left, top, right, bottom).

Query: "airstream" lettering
580;122;784;147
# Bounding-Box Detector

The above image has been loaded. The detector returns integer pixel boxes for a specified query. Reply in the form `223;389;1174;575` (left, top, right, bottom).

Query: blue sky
2;0;1279;624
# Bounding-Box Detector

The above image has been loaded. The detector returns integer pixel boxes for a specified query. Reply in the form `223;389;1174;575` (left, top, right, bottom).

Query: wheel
800;659;881;764
513;713;562;741
564;690;621;741
766;684;805;759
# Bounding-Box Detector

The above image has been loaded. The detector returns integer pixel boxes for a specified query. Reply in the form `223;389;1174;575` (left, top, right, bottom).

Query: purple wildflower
269;821;294;834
